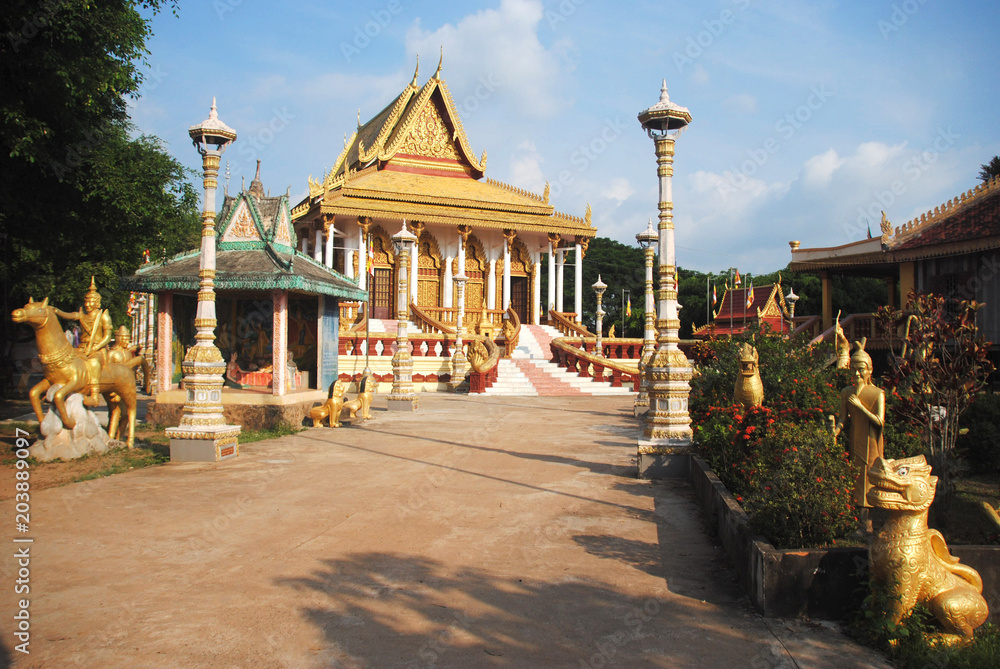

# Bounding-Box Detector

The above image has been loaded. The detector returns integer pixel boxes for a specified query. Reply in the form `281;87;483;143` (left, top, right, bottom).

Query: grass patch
71;446;169;483
239;422;301;444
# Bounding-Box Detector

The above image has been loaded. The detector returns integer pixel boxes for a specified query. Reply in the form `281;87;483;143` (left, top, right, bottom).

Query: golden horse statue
11;298;139;448
868;455;988;643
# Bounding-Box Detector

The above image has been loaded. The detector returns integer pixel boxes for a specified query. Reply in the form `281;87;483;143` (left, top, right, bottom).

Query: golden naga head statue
867;455;937;511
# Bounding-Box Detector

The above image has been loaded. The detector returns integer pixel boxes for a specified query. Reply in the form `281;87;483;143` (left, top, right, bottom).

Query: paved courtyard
1;395;889;668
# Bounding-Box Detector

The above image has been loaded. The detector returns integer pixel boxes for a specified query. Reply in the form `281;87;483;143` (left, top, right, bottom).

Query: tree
875;293;995;517
1;1;196;345
980;155;1000;183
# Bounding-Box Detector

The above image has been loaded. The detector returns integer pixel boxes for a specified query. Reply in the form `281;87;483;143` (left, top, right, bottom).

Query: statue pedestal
167;425;241;462
29;388;114;462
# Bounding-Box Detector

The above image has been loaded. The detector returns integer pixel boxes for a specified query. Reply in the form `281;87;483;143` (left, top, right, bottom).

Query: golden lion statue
309;375;375;428
734;341;763;408
867;455;989;642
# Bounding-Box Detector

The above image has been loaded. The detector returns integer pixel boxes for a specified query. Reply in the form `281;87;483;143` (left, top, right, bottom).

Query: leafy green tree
1;1;196;341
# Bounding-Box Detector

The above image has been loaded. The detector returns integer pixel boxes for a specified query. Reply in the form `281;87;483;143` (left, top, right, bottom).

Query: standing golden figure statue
11;297;139;448
834;310;850;370
734;341;763;408
108;325;153;395
868;455;988;643
54;277;115;406
832;337;885;533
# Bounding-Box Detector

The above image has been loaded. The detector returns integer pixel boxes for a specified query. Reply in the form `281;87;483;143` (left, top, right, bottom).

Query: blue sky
132;0;1000;275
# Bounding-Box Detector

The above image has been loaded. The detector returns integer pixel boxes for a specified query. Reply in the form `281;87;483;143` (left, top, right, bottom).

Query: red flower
816;477;824;483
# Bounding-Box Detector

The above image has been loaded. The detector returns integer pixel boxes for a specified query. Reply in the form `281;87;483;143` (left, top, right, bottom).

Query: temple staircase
482;325;632;397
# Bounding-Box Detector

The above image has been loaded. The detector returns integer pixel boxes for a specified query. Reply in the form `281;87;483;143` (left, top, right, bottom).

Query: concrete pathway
0;395;889;668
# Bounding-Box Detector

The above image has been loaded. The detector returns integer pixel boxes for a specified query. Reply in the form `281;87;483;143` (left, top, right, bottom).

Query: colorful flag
625;296;632;318
733;270;741;287
712;284;717;307
366;240;374;275
746;278;755;308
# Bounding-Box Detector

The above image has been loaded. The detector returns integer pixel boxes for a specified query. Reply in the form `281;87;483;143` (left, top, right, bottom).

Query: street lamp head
453;270;468;285
636;217;658;249
637;80;691;138
592;274;607;296
391;219;418;255
189;98;237;155
785;288;800;305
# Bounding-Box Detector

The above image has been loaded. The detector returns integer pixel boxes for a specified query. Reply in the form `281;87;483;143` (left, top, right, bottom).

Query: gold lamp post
592;274;607;357
166;100;241;462
634;218;658;417
636;80;694;478
387;221;419;411
450;270;469;389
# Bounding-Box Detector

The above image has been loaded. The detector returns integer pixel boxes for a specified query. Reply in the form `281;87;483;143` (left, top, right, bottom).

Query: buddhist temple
291;58;597;327
693;282;792;338
789;176;1000;349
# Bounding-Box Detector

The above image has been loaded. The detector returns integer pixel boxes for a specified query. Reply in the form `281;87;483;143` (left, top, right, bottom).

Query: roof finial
357;108;361;129
434;45;443;79
210;96;219;119
343;132;348;149
660;79;669;103
411;55;420;86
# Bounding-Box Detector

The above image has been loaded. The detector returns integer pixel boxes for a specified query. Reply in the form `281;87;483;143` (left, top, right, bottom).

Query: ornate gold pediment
396;100;461;161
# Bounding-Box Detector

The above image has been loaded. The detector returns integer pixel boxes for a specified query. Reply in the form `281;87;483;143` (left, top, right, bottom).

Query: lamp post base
636;445;692;480
167;425;241;462
386;395;419;412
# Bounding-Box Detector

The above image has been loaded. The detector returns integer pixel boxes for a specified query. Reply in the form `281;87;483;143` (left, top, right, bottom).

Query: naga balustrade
549;338;641;390
811;312;888;350
547;309;592;337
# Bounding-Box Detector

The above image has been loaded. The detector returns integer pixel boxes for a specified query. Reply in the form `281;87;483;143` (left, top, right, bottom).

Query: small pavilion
693;282;791;338
123;164;366;409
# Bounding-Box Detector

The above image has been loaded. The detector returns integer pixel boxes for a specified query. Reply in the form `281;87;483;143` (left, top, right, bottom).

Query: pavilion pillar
488;258;497;310
556;249;565;312
532;251;541;325
547;242;556;317
145;293;155;383
899;262;915;306
358;226;367;291
345;248;355;279
156;292;173;393
574;242;583;322
443;256;454;308
272;290;288;396
300;235;309;254
821;272;833;332
313;228;323;263
886;275;897;309
502;239;511;310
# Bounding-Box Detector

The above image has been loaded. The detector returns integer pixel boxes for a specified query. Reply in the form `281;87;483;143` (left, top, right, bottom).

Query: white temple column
300;234;309;254
313;229;323;263
324;226;334;269
532;251;541;325
156;292;172;393
488;258;497;310
410;243;418;304
555;249;565;312
502;241;511;310
345;249;355;279
574;242;583;322
443;256;454;308
547;242;556;316
358;227;367;291
457;236;466;275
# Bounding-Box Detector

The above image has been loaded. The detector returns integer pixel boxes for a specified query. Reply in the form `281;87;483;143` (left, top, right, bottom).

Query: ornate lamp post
387;221;419;411
636;80;694;478
167;100;241;461
634;218;658;416
592;275;607;356
450;270;468;389
785;287;800;332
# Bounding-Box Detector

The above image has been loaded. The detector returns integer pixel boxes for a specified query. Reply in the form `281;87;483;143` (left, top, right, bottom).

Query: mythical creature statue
832;337;884;533
310;380;348;427
12;297;139;448
867;455;989;643
734;341;763;408
341;372;376;421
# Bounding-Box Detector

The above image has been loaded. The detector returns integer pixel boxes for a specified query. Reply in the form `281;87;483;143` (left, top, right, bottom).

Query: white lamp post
387;221;419;411
634;218;658;416
450;270;469;388
592;275;607;357
167;100;241;462
785;288;800;333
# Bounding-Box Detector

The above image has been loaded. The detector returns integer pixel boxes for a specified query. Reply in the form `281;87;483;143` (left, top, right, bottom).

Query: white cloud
690;64;710;86
803;148;845;186
508;140;547;193
722;94;758;114
405;0;566;117
601;177;635;206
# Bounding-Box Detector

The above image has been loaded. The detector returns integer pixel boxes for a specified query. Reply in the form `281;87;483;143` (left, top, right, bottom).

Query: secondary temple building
291;61;596;328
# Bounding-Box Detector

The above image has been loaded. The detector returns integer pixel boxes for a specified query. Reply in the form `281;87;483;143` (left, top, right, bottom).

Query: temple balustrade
548;309;592;337
338;302;367;332
791;315;822;338
811;312;888;350
549;338;641;390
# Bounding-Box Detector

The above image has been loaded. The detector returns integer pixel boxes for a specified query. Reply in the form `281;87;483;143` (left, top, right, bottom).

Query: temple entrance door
510;276;529;323
372;267;393;319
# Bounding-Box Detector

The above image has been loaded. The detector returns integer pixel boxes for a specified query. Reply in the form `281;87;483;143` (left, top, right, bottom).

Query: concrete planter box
686;455;1000;622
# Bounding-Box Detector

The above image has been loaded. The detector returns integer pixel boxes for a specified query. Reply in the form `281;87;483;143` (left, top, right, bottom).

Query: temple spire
410;55;419;86
434;46;443;80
